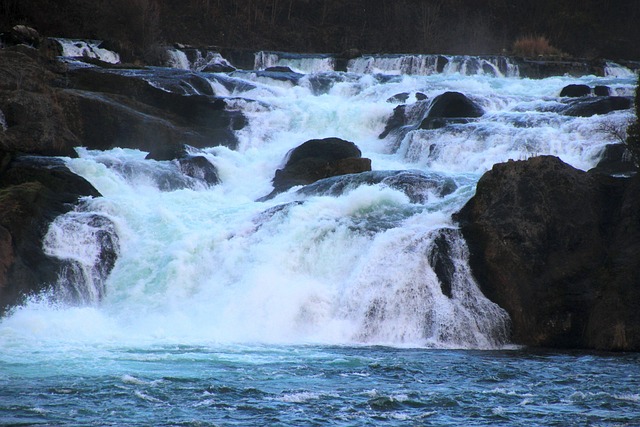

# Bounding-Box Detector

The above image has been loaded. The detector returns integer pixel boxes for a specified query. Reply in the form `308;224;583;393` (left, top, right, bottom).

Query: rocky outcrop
262;137;372;199
455;156;640;351
418;91;484;130
0;46;245;159
0;152;112;314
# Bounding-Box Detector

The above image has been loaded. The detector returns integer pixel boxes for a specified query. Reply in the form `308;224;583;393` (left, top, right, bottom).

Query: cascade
53;38;120;64
3;50;636;349
254;51;336;73
604;61;638;78
347;54;520;77
166;48;235;72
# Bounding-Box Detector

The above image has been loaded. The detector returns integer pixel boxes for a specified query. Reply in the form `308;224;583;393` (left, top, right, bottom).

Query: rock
265;66;295;73
379;105;406;139
177;155;220;186
563;96;632;117
0;48;246;158
265;137;372;198
60;66;245;156
594;85;611;96
428;230;456;298
419;91;484;130
0;153;113;314
6;25;40;48
559;84;591;97
589;144;636;175
386;93;409;103
0;48;80;157
455;155;640;351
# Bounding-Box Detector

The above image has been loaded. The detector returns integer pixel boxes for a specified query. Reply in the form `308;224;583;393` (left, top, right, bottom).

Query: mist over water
1;49;638;426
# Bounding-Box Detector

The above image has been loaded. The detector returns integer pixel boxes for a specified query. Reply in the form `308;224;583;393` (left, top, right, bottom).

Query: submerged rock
455;156;640;351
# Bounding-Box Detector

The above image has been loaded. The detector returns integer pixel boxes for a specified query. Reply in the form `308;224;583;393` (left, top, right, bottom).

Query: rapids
1;48;637;426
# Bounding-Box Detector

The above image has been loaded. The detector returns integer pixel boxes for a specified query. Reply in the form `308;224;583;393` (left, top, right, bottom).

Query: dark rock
61;67;245;155
379;105;406;139
594;85;611;96
0;153;107;314
177;155;220;186
560;84;591;97
265;137;372;198
387;93;409;103
428;230;456;298
265;66;295;73
455;156;640;351
295;170;457;203
419;91;484;130
563;96;632;117
6;25;40;48
589;144;637;175
415;92;428;101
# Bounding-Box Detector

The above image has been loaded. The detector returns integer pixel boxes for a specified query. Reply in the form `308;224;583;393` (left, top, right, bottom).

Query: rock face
455;156;640;351
563;96;632;117
265;137;372;199
0;152;114;314
0;46;245;159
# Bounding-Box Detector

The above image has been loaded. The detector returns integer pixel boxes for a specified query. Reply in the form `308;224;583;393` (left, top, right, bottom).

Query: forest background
1;0;639;63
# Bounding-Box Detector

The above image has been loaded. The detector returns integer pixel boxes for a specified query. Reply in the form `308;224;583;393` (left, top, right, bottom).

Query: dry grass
512;36;562;58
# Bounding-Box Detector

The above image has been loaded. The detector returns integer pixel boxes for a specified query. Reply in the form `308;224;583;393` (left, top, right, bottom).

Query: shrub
512;35;562;58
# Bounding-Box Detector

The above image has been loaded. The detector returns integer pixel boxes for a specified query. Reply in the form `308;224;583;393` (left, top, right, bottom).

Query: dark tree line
2;0;639;61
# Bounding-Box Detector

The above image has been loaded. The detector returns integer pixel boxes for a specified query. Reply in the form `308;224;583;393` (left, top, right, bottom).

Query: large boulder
419;91;484;130
559;84;591;97
455;156;640;350
0;152;117;314
563;96;632;117
264;137;372;199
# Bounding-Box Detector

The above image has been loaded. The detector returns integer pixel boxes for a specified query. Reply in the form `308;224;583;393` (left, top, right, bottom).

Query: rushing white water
347;54;520;77
166;48;235;71
255;51;336;73
1;57;636;351
54;38;120;64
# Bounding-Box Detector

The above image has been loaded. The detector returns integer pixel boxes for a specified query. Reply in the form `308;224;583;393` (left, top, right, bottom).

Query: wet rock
428;230;456;298
264;137;372;199
296;170;457;203
0;152;105;314
560;84;591;97
419;91;484;130
594;85;611;96
456;155;640;351
563;96;632;117
177;155;220;186
589;144;637;175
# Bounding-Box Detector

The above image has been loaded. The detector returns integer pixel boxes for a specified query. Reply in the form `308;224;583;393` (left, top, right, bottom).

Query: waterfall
604;61;638;78
347;54;520;77
53;38;120;64
254;51;336;73
4;50;635;349
166;48;235;72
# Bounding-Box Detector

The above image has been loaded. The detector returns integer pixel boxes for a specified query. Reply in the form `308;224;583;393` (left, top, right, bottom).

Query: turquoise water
2;345;639;426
